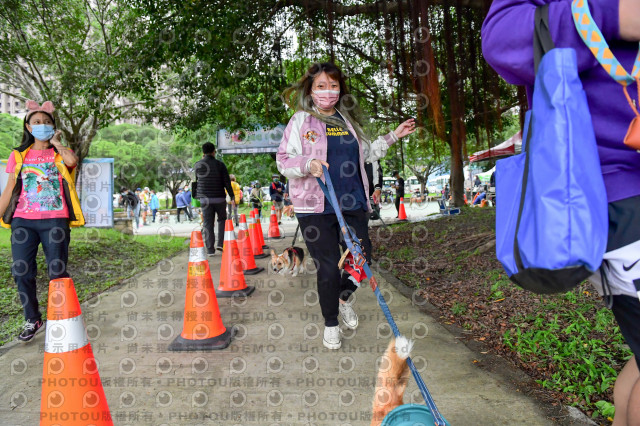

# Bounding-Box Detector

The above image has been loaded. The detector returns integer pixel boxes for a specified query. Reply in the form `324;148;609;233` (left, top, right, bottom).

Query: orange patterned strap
572;0;640;87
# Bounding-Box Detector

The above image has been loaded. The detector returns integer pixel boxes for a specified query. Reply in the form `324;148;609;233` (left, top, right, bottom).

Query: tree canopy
127;0;523;206
0;0;172;163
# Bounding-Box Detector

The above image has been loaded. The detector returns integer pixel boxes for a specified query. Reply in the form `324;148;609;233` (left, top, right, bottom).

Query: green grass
451;301;467;316
503;291;632;419
0;227;186;345
388;246;417;262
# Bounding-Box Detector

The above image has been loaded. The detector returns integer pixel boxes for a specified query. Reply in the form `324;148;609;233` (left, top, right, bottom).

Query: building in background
0;85;26;119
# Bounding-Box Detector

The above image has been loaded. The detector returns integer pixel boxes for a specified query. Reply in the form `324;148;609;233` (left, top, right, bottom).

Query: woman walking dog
277;62;415;349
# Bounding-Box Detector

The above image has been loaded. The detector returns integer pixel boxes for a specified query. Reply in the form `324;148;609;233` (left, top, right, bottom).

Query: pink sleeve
6;151;15;174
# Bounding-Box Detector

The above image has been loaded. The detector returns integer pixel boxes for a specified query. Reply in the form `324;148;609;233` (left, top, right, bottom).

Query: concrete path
0;212;558;425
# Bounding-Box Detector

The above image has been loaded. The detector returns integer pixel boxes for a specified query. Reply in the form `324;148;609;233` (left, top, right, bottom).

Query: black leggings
297;210;372;327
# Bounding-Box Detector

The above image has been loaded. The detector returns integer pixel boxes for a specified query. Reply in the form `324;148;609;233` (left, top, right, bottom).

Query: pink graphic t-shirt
6;148;71;220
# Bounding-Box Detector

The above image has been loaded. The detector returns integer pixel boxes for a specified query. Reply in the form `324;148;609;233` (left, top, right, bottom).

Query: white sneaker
323;326;341;350
339;301;359;329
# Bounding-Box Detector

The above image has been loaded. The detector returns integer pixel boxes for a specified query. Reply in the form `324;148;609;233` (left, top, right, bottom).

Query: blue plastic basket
381;404;450;426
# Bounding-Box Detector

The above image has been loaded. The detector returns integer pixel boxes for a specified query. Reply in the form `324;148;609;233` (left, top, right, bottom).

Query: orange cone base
243;266;265;275
268;235;285;240
216;285;255;298
262;244;270;249
254;253;270;259
168;327;234;351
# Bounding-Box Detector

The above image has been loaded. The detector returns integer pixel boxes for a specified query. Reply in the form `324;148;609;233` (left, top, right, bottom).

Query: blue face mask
29;124;55;141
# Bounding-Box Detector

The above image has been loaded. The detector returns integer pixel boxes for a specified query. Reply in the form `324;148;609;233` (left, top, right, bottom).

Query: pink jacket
276;110;398;214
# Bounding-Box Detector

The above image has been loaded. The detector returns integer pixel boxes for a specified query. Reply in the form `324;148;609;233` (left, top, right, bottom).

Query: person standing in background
250;181;263;219
134;188;142;227
269;174;286;224
227;174;242;227
183;185;193;219
120;187;139;228
175;188;192;223
392;170;405;218
149;189;159;223
194;143;234;256
140;187;150;226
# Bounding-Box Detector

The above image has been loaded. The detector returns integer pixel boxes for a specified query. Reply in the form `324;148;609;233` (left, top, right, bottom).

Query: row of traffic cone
169;206;277;351
38;208;280;422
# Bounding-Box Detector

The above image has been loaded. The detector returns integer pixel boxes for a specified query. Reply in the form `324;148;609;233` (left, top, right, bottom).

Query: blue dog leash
316;166;446;426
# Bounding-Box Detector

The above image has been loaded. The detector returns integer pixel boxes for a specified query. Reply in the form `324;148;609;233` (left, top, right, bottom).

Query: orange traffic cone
268;205;284;239
398;197;408;221
237;214;264;275
254;208;269;250
40;278;112;425
217;220;255;298
168;231;233;351
249;211;270;259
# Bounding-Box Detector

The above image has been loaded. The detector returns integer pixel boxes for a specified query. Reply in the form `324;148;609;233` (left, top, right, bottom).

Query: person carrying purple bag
483;1;640;423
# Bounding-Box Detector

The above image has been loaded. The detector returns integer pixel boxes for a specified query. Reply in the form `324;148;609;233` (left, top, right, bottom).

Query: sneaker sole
323;338;341;350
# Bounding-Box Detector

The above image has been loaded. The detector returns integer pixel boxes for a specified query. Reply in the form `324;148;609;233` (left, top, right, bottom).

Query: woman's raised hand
394;118;417;139
309;159;329;177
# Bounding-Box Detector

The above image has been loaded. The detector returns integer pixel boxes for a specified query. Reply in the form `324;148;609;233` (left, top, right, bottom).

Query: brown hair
282;62;367;143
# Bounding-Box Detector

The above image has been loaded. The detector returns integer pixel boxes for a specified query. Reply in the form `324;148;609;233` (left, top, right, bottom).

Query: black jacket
121;191;139;208
194;155;234;199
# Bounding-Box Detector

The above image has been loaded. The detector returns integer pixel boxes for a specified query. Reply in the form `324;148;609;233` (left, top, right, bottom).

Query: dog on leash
270;246;305;277
371;336;414;426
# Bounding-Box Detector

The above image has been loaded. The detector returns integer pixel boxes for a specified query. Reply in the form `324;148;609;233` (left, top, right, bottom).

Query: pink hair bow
26;100;55;114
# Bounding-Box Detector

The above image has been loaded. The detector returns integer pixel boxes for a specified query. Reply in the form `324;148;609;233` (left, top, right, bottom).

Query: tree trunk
443;3;466;207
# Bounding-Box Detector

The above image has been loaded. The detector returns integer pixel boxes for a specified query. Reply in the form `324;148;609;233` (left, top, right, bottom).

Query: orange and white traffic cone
249;211;269;259
40;277;112;425
237;214;264;275
168;231;233;351
254;208;269;250
268;205;283;239
398;197;408;221
216;220;255;298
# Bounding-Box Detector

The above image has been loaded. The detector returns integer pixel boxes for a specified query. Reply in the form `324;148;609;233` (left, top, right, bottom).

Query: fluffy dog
270;246;305;277
371;336;414;426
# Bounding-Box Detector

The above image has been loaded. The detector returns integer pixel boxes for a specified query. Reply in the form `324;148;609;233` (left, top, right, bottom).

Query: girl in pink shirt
0;100;82;342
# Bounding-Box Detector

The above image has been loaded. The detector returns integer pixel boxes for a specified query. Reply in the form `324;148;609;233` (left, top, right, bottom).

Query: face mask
312;89;340;110
29;124;55;141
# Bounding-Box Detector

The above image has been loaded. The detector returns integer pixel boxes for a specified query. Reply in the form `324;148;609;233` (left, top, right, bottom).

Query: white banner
79;159;114;228
217;125;285;154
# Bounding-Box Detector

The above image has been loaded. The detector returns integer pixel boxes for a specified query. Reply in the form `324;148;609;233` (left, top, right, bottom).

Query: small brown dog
270;246;305;277
371;336;414;426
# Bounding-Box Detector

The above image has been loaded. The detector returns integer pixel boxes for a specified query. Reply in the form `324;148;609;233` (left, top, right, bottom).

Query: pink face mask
312;89;340;110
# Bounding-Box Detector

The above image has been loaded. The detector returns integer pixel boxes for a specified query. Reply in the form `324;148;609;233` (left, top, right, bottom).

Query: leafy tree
0;0;172;171
0;113;22;159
